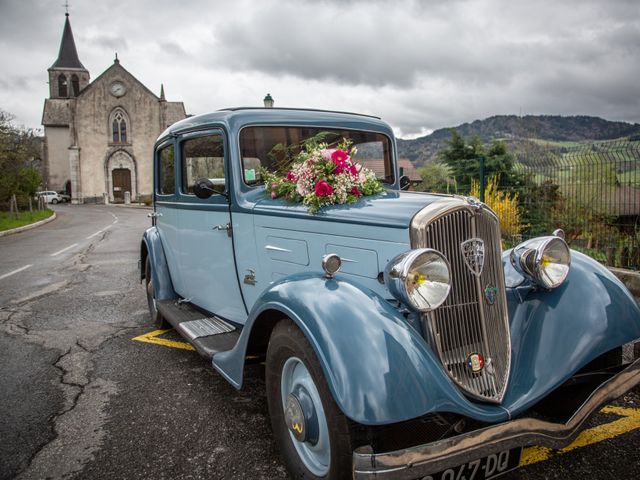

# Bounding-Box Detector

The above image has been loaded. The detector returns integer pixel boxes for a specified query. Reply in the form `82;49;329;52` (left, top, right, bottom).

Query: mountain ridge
398;115;640;165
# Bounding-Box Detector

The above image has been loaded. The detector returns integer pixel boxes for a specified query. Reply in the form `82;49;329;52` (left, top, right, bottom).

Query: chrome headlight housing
510;236;571;289
384;248;451;312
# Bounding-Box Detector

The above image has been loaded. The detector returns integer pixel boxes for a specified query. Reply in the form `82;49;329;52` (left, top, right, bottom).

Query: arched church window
71;75;80;96
58;74;68;97
110;109;129;144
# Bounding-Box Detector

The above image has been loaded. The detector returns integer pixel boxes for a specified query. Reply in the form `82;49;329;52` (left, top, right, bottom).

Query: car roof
157;107;393;143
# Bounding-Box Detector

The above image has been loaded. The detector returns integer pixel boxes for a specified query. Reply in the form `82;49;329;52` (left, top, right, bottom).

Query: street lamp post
263;93;274;108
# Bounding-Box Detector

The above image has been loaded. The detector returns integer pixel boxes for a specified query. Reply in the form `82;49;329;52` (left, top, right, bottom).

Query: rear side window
181;134;225;194
158;145;175;195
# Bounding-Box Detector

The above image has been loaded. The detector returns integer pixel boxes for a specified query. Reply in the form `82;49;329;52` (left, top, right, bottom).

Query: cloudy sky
0;0;639;138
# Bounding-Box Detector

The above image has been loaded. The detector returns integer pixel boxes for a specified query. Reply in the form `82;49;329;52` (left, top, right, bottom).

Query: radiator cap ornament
461;238;485;276
467;353;485;373
484;285;498;305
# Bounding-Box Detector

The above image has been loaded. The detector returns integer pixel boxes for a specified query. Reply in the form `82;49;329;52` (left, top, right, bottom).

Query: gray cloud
0;0;638;138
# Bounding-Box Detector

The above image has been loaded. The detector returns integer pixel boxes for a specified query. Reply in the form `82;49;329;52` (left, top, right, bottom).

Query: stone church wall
44;126;70;191
74;65;172;202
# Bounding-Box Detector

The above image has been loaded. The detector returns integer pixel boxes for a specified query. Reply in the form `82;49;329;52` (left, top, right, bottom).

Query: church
42;14;186;204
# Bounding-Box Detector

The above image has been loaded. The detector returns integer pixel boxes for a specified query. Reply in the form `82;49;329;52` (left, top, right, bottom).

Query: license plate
420;447;522;480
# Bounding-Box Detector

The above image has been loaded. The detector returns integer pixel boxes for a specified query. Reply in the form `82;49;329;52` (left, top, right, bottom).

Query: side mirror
193;178;216;199
399;175;411;191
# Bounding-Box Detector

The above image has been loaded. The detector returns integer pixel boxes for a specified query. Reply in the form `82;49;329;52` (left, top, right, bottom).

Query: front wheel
266;319;353;479
145;256;169;329
51;198;58;204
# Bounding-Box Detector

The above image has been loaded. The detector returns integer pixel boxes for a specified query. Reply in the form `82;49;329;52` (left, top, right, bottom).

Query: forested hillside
398;115;640;165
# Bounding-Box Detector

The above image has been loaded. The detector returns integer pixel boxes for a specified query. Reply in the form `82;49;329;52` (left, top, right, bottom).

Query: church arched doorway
106;150;137;203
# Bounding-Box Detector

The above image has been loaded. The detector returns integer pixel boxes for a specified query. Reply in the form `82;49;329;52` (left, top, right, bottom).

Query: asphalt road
0;204;638;479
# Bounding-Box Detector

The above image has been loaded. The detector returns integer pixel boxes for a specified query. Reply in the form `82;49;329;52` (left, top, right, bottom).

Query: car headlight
384;249;451;312
510;236;571;289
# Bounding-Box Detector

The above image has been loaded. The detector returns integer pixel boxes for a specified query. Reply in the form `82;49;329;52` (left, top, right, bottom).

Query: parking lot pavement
1;204;639;479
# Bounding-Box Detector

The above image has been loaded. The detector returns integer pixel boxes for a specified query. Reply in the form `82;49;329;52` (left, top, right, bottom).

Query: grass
0;209;54;232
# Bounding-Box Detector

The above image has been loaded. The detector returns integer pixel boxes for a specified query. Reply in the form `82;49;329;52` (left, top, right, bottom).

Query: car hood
250;190;454;229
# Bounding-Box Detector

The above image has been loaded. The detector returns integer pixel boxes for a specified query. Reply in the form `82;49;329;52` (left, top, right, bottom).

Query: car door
154;140;184;292
174;129;247;323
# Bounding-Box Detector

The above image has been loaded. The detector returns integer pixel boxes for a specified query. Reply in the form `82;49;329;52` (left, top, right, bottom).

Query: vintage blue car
141;108;640;479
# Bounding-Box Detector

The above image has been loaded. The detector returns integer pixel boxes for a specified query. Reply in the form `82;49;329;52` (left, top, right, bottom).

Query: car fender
141;227;176;301
501;249;640;414
212;272;510;425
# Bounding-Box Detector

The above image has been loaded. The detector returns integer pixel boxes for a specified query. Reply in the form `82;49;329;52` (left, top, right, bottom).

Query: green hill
398;115;640;166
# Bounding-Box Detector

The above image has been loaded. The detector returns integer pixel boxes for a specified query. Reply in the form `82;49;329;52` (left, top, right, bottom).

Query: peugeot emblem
460;238;485;277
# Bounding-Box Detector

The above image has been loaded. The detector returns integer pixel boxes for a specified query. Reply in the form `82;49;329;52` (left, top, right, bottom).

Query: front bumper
353;358;640;479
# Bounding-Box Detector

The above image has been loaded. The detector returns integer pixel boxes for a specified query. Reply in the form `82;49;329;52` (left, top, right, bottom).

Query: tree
437;130;523;195
0;109;43;206
415;162;456;193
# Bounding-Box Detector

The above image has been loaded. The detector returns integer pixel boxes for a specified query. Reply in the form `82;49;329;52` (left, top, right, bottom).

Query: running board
157;300;239;359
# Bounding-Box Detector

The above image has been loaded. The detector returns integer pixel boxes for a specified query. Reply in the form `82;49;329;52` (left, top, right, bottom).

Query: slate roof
360;158;422;182
50;14;86;70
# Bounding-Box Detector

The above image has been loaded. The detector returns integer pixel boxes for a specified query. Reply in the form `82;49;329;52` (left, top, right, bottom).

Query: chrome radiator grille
411;199;511;403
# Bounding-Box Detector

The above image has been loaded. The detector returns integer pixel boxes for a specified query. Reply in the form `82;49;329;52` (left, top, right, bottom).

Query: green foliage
0;208;53;232
415;163;456;193
437;130;523;194
518;178;562;236
0;109;43;205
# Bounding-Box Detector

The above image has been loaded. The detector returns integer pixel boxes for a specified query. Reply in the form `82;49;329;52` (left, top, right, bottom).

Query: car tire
51;199;58;204
266;319;353;479
145;256;170;329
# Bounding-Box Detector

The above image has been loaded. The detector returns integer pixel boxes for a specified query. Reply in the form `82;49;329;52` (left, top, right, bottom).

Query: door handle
148;212;163;218
213;223;232;237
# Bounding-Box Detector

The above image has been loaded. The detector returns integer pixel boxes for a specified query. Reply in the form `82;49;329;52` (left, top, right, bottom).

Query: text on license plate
420;447;522;480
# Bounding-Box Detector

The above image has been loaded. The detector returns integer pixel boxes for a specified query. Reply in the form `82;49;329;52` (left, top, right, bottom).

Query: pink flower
271;191;277;199
349;165;358;176
315;180;334;197
331;150;349;162
286;171;296;181
351;187;362;197
321;149;336;160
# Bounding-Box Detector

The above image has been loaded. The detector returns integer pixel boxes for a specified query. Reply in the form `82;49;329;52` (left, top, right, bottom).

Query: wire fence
422;140;640;269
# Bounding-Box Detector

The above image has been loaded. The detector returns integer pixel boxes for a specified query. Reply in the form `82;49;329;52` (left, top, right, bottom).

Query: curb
0;211;57;238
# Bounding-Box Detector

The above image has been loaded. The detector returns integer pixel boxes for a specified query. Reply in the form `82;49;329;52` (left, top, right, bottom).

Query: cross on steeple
62;1;70;16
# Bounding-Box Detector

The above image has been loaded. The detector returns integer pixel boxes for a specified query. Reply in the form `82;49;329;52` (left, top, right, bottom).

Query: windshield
239;126;394;186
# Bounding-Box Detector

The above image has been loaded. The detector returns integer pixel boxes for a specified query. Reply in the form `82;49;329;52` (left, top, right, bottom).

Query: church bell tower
47;13;89;99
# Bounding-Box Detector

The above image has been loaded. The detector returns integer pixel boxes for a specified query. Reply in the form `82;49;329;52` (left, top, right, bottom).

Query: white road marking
86;229;104;239
0;264;32;281
50;243;79;257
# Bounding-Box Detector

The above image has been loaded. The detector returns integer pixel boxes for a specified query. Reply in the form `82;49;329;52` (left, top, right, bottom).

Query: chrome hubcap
281;357;330;476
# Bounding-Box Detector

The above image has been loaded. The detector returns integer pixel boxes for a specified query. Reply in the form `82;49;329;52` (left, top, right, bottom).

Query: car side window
181;134;225;195
158;145;175;195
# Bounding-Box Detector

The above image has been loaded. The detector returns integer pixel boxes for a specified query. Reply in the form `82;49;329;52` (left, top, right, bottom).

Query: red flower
331;150;349;162
286;171;296;181
315;180;334;197
351;187;362;197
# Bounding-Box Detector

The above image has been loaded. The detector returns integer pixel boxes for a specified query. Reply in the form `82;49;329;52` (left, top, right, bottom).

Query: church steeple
50;14;85;70
48;14;89;99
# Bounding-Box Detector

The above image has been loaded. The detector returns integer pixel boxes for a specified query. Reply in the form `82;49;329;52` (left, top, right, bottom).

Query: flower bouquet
262;137;384;214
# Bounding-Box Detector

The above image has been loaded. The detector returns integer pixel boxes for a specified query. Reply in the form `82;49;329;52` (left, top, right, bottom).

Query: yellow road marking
131;328;639;465
132;329;195;351
521;405;640;466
